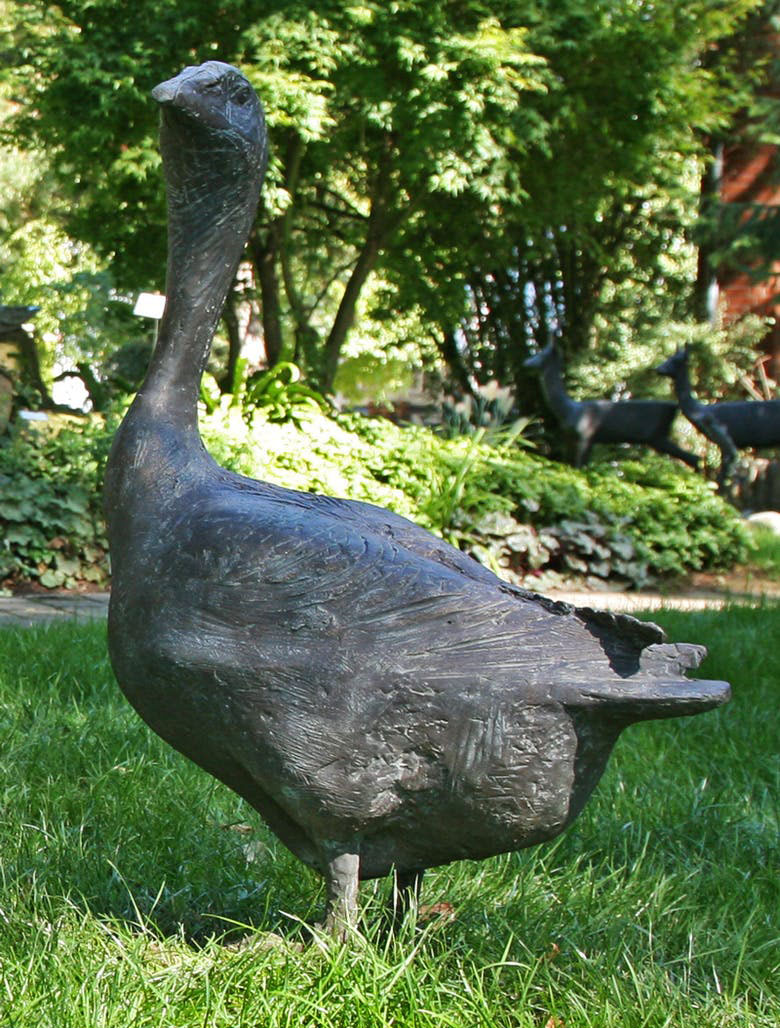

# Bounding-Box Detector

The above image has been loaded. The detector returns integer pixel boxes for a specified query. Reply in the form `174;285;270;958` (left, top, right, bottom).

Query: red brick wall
716;23;780;380
718;139;780;378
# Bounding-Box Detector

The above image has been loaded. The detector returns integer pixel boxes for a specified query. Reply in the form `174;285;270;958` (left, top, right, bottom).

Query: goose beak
151;78;178;105
152;64;209;106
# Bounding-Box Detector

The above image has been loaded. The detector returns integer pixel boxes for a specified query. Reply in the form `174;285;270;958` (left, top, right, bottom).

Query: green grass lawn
0;607;777;1027
744;525;780;582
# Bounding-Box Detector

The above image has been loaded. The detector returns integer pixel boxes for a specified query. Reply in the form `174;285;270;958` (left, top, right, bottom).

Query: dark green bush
0;404;748;591
331;414;747;580
472;452;749;580
0;416;112;589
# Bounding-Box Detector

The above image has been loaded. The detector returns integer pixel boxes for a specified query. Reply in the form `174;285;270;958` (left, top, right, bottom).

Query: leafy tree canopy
386;0;763;419
694;2;780;290
2;0;767;413
6;0;554;394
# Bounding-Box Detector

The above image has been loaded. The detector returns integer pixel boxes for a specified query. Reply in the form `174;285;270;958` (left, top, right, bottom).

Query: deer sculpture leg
649;438;700;470
567;432;593;468
692;412;739;491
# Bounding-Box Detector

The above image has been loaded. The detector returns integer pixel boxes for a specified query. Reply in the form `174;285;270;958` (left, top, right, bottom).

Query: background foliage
0;415;112;588
0;0;774;595
2;0;775;423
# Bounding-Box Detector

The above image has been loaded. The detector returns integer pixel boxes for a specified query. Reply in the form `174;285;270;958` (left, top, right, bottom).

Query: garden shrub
0;401;748;591
0;415;112;589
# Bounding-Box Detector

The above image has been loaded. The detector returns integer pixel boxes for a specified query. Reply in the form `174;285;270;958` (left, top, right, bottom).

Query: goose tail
556;673;730;722
557;632;730;720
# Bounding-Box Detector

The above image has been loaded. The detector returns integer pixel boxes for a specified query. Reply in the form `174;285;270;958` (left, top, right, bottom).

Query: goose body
105;63;729;930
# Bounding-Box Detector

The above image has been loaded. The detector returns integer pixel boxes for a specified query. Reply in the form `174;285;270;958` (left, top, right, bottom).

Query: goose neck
138;129;261;420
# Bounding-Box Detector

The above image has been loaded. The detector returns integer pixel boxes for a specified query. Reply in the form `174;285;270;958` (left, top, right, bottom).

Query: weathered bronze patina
104;63;730;934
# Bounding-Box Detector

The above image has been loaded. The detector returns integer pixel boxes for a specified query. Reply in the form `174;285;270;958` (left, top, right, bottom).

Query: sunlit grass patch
744;523;780;581
0;610;777;1026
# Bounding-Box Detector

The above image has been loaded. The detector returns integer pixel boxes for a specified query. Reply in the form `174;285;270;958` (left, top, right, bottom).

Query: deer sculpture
656;346;780;488
524;342;699;469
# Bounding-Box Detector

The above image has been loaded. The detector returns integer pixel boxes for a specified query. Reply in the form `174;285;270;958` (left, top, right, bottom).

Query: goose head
151;61;267;206
126;63;267;426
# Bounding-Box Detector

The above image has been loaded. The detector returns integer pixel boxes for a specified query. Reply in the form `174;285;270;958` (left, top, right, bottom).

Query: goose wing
142;479;695;694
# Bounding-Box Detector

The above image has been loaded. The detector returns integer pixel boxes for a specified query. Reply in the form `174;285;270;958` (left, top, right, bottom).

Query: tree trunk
250;230;284;368
319;232;383;393
75;361;111;411
219;293;244;394
694;139;724;324
318;137;395;393
436;330;478;399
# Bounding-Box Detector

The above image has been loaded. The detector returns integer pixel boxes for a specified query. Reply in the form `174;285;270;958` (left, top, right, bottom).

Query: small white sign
19;409;49;421
133;292;167;319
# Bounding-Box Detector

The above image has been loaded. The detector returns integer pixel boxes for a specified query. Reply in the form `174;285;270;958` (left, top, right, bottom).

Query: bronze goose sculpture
104;62;730;935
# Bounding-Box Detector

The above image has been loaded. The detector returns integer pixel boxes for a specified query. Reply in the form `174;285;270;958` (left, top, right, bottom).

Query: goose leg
320;846;360;938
